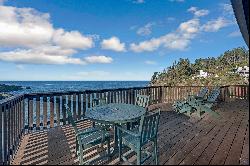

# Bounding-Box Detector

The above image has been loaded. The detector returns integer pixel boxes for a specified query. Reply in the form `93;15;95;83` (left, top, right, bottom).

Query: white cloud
228;30;242;37
133;0;145;4
84;55;113;64
0;48;114;65
101;36;126;52
0;5;96;65
53;29;94;50
187;7;209;17
130;38;161;52
179;18;200;34
137;22;155;36
220;3;234;15
130;12;234;53
130;18;200;52
0;47;86;65
0;6;54;47
86;34;100;41
145;60;157;65
201;17;232;32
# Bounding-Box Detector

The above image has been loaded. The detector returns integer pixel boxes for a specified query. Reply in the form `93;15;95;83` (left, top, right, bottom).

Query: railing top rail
0;85;248;105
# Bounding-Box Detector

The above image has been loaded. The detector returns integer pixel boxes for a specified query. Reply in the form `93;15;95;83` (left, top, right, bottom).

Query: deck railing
0;85;248;164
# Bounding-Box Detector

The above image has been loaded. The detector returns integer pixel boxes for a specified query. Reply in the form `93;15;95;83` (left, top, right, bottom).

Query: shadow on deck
11;99;249;165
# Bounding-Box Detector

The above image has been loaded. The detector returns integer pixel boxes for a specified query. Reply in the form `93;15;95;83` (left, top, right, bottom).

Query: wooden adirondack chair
117;109;160;165
172;87;208;113
187;88;221;118
66;104;111;165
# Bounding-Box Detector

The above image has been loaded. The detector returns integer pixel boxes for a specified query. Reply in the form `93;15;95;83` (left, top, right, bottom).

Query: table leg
109;124;119;157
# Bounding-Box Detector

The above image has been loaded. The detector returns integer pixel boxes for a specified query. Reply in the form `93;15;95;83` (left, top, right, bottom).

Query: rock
0;84;23;92
0;93;13;100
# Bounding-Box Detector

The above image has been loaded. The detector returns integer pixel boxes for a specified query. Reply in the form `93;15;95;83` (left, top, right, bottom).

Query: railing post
73;94;77;119
5;103;11;164
56;96;60;126
22;97;25;134
50;95;54;128
132;89;135;105
160;86;163;103
1;105;3;165
2;104;8;165
36;95;40;130
43;96;48;129
62;95;67;125
28;97;33;131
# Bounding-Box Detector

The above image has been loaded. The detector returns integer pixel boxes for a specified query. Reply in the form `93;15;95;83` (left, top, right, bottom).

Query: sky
0;0;247;81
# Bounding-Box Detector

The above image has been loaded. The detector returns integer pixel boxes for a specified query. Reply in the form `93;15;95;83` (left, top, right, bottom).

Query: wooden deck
11;99;249;165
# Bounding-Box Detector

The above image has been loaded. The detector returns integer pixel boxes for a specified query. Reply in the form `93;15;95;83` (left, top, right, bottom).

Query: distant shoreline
0;81;149;100
0;84;31;100
0;80;150;82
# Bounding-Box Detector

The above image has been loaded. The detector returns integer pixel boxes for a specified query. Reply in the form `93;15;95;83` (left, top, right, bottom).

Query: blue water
0;81;149;95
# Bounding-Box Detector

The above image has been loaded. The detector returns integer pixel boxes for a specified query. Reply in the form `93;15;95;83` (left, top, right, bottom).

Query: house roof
231;0;249;48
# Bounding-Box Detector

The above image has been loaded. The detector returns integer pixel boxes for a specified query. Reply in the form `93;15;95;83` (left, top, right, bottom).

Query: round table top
85;103;146;124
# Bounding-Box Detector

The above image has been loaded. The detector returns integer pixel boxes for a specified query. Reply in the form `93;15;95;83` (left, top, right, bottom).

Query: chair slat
119;109;161;165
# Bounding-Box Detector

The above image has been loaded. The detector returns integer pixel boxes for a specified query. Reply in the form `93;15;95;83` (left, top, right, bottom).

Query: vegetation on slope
150;47;249;86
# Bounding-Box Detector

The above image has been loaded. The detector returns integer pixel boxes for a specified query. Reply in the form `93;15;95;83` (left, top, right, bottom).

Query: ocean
0;81;149;95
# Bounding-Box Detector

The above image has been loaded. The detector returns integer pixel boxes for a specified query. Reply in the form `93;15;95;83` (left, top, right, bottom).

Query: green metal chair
91;97;113;130
172;87;208;113
92;97;107;107
178;102;193;116
131;94;150;129
135;94;150;108
117;109;161;165
66;104;111;165
188;87;209;100
187;88;221;118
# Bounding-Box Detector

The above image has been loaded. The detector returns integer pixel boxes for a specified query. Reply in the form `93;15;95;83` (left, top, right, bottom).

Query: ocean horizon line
0;80;150;82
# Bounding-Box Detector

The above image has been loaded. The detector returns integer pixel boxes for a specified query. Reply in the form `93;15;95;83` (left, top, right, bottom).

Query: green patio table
85;103;146;156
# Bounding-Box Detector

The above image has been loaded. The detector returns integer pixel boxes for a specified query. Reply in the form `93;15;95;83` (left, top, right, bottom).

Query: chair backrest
136;94;150;108
65;104;79;133
207;88;220;102
92;97;107;107
197;87;208;98
139;109;160;145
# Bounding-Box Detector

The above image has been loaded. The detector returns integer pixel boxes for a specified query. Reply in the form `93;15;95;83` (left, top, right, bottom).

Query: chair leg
76;137;79;157
118;130;122;162
79;144;84;165
107;137;111;157
137;147;141;165
154;139;158;165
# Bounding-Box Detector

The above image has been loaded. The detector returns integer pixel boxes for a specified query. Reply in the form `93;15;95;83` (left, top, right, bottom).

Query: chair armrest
188;94;195;97
202;100;217;104
76;127;98;136
74;117;89;124
116;125;140;137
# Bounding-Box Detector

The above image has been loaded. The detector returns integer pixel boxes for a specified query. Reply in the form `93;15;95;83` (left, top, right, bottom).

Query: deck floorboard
11;99;249;165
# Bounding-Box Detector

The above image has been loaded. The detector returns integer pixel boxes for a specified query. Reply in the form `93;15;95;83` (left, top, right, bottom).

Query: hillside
150;47;249;86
